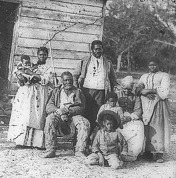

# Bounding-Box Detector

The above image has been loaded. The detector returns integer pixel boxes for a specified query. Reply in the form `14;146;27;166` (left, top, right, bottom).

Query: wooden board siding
8;0;105;93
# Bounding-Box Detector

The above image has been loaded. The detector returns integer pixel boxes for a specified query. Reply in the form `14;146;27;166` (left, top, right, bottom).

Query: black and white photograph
0;0;176;177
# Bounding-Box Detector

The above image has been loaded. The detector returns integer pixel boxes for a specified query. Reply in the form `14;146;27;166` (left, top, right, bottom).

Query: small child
89;92;124;146
97;92;123;120
85;110;127;169
14;55;37;86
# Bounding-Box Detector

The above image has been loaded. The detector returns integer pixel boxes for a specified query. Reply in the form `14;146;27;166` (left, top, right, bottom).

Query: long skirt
7;84;48;148
118;120;145;161
145;99;171;153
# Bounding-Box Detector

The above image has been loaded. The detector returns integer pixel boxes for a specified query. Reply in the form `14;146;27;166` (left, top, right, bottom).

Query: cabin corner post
8;3;21;93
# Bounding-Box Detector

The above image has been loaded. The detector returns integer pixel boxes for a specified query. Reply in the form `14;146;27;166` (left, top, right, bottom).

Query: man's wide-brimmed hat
97;110;122;129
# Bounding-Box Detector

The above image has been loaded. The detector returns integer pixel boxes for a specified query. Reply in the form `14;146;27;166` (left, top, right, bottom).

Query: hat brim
97;110;122;129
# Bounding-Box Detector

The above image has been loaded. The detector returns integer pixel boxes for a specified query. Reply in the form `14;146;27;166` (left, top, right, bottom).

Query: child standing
85;110;127;169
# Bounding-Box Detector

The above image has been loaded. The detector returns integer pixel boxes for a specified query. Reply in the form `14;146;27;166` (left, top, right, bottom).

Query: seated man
114;76;145;161
44;71;90;158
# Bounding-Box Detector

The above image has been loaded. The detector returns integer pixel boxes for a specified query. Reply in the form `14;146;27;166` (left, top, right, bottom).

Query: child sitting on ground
85;110;127;169
14;55;37;86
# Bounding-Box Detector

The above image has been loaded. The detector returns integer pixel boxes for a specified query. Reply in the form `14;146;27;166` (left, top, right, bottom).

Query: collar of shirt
91;55;103;63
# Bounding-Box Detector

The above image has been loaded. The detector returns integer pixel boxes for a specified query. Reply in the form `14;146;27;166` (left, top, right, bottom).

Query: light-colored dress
114;88;145;161
138;71;171;153
7;64;52;148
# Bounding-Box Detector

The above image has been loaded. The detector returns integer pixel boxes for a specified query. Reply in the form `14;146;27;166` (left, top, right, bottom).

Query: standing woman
138;59;171;163
8;47;52;148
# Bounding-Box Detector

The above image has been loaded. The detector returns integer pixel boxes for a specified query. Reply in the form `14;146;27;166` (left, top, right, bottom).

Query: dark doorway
0;1;19;94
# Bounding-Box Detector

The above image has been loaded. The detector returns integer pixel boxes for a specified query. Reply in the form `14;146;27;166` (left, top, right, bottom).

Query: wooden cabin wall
8;0;105;93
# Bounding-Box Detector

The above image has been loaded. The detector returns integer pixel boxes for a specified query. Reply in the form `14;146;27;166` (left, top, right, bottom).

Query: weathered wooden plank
22;1;102;17
19;17;102;35
17;38;90;52
0;0;20;3
15;47;89;59
14;56;81;69
21;7;103;25
11;66;75;84
50;0;104;7
18;27;100;44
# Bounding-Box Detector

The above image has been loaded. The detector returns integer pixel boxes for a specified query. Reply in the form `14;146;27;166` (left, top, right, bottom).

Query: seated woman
114;76;145;161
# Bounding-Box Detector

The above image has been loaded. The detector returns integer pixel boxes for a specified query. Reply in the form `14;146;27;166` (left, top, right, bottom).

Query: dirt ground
0;94;176;178
0;139;176;178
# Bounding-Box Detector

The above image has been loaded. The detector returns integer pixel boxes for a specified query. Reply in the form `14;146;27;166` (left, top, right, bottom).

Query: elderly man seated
44;71;90;158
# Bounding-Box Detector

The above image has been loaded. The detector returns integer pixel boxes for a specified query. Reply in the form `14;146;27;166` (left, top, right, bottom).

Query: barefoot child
85;110;127;169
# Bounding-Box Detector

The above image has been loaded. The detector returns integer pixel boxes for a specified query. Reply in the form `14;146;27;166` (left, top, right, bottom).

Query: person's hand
141;89;150;96
98;152;104;167
17;74;25;81
122;116;131;125
147;94;156;100
33;75;41;81
24;68;34;75
60;107;69;115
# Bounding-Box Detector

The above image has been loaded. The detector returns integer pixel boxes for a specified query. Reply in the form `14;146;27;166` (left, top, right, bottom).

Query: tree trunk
116;53;122;72
127;50;131;72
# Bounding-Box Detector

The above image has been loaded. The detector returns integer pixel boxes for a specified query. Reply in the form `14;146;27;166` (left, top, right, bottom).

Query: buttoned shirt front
83;55;105;90
92;129;127;156
60;88;75;109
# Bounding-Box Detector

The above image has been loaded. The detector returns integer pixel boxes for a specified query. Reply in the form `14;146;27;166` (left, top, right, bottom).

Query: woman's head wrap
121;76;134;89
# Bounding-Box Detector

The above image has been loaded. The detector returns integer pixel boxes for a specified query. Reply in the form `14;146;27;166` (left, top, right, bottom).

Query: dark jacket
46;85;86;117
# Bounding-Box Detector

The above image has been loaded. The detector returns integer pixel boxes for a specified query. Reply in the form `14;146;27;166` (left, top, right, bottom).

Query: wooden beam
0;0;20;4
19;17;102;35
17;38;90;52
22;1;102;17
21;7;102;25
50;0;104;7
15;47;89;59
18;27;100;44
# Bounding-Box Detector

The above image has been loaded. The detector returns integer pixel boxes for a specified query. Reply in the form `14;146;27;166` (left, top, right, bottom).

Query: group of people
7;40;171;170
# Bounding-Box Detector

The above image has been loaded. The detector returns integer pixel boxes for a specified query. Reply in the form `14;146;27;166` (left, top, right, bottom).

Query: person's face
22;59;30;67
107;98;117;107
148;61;158;73
123;83;134;95
122;86;133;95
62;75;73;90
92;44;103;58
37;51;48;63
103;119;114;132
